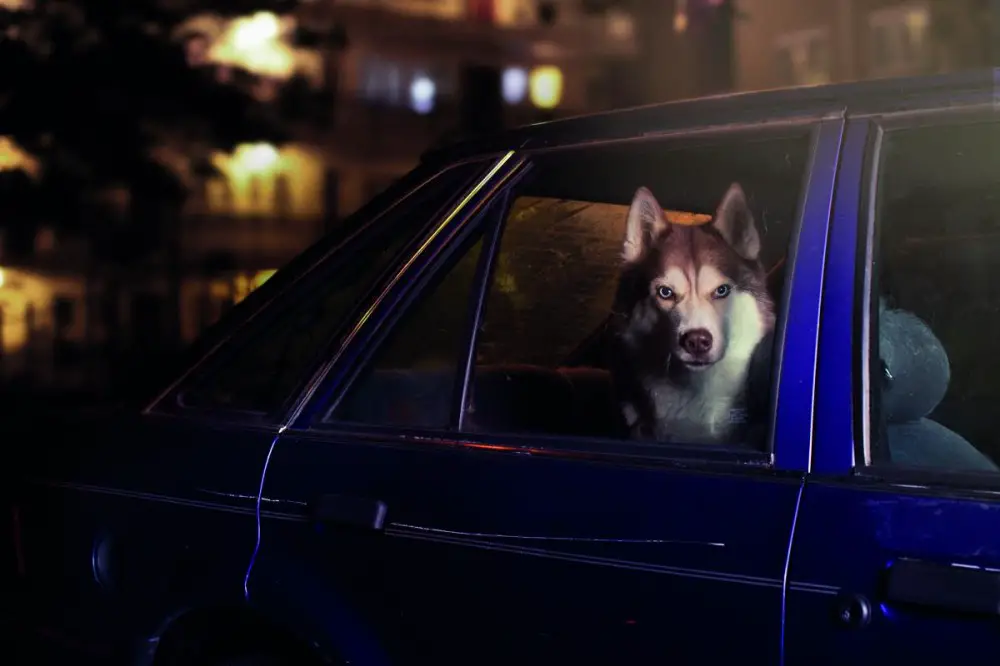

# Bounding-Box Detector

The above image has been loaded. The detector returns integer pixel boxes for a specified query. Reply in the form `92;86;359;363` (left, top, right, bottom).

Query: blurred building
630;0;737;103
6;0;989;392
732;0;994;91
180;0;638;272
176;0;639;349
0;0;640;390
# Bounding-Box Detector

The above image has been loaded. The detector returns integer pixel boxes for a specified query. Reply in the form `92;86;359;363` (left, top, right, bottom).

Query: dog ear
623;187;667;263
712;183;761;261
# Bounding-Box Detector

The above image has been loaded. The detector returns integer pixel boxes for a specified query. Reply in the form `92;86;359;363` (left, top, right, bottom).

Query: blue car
10;69;1000;666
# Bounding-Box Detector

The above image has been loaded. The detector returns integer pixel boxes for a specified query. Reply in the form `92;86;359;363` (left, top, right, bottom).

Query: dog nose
680;329;713;356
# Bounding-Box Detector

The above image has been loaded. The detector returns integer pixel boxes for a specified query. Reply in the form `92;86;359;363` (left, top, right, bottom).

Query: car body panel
260;430;801;666
14;414;271;660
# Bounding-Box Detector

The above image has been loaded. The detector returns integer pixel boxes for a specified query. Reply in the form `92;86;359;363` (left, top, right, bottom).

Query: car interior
872;121;1000;471
334;261;783;447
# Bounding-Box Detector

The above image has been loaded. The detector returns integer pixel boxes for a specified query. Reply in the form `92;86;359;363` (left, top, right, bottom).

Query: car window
174;162;487;416
868;118;1000;473
467;133;811;449
329;233;485;428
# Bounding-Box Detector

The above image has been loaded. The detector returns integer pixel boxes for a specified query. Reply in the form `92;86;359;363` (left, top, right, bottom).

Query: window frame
145;157;501;425
296;118;841;474
836;104;1000;493
293;151;527;425
316;185;510;432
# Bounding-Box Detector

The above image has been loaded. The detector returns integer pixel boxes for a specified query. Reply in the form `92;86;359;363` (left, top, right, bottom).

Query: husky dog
609;184;776;444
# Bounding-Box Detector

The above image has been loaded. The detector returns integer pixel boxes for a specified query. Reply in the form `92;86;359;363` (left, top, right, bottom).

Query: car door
11;159;491;662
260;118;843;666
785;111;1000;665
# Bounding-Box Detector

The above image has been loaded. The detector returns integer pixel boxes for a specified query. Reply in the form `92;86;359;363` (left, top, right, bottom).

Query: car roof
424;68;1000;163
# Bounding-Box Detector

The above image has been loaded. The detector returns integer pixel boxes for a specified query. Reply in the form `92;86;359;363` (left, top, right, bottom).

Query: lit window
0;136;38;176
253;269;277;290
207;12;295;79
501;67;528;104
235;143;280;176
528;65;563;110
410;75;436;114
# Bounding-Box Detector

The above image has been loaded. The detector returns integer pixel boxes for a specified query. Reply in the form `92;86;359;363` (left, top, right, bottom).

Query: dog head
614;183;775;373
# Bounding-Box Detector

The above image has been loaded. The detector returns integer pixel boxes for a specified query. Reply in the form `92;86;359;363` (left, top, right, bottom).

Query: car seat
878;301;997;472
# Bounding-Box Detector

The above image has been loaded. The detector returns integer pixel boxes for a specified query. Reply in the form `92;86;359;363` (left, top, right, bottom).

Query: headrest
879;301;950;423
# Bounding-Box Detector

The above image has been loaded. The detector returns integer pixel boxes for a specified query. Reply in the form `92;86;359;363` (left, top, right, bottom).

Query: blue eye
713;284;732;299
656;286;674;300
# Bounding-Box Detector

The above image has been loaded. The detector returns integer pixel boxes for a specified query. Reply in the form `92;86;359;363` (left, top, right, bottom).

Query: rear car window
170;161;490;417
466;136;805;449
325;131;813;452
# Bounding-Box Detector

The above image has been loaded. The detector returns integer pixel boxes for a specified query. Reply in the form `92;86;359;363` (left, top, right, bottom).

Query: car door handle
886;557;1000;616
309;494;388;531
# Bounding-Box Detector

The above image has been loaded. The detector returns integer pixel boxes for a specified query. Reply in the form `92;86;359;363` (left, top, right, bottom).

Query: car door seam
243;425;286;601
780;476;807;666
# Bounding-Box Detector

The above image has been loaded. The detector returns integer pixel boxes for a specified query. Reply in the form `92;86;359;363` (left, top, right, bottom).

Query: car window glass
467;133;812;449
329;234;485;429
869;119;1000;472
176;163;486;415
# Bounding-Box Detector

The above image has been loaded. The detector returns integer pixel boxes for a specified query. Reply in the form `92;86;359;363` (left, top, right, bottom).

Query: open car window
323;129;812;455
465;135;803;449
475;197;719;369
164;160;491;419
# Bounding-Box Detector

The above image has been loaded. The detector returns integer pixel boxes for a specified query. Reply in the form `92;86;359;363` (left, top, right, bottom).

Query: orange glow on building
179;11;323;86
528;65;563;109
209;12;296;79
208;143;325;218
0;137;39;177
0;267;87;354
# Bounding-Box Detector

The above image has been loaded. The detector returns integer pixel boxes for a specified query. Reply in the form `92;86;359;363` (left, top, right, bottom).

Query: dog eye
713;284;732;299
656;286;674;300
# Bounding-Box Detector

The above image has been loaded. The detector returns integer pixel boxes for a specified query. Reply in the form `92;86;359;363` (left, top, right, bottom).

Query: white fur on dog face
651;264;763;367
723;291;767;363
